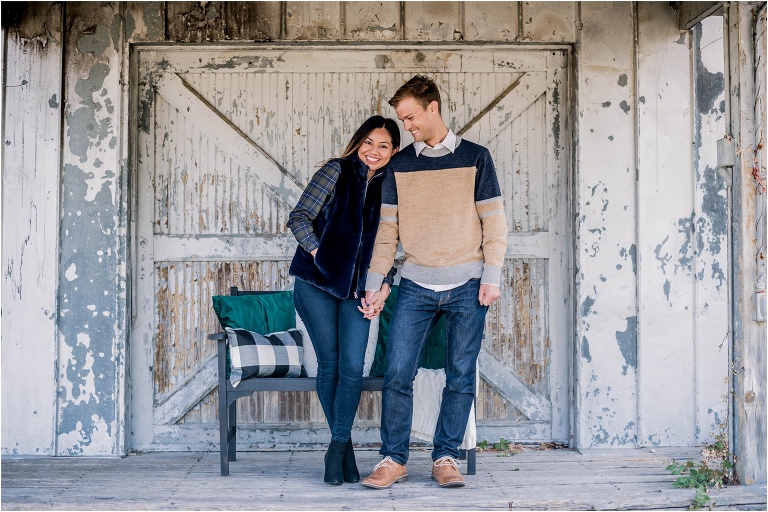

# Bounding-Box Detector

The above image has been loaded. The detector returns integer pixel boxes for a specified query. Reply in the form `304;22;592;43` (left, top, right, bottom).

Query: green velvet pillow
370;285;446;377
212;291;296;334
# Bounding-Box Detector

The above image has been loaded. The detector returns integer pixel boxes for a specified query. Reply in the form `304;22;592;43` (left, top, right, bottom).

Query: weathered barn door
131;47;569;450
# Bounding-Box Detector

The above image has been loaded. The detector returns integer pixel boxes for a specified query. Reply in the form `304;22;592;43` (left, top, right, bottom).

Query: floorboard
2;449;765;511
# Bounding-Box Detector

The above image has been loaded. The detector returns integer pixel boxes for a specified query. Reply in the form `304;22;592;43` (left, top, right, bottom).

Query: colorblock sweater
365;136;508;290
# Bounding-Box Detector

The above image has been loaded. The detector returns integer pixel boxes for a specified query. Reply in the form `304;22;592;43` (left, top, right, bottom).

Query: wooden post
724;1;767;486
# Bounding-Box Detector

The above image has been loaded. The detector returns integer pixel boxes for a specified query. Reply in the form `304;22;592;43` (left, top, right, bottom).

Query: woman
287;116;400;485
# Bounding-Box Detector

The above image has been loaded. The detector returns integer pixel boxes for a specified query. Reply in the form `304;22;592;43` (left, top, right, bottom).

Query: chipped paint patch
67;63;111;163
374;54;394;69
76;24;111;55
65;263;78;281
581;337;592;362
615;316;637;375
619;100;630;113
676;213;695;272
57;414;112;456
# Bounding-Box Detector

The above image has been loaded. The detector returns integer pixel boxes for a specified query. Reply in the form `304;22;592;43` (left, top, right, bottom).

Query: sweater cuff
480;264;502;287
365;272;386;292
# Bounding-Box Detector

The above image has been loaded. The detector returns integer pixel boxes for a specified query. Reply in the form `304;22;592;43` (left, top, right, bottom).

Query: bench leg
219;395;229;476
228;401;237;462
467;448;476;475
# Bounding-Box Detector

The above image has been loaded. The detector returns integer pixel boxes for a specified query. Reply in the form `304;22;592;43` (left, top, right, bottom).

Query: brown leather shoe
361;457;408;489
431;456;465;487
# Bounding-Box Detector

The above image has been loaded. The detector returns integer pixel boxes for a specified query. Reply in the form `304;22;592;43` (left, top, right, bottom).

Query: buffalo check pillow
226;327;306;387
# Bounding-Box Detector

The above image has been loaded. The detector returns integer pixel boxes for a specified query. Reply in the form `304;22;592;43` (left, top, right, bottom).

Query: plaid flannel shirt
287;160;343;253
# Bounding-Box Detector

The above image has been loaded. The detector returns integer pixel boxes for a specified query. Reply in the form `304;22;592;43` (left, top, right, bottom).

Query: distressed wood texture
691;16;729;446
166;2;282;42
636;3;696;447
574;2;639;449
522;1;577;43
136;1;578;43
0;2;63;456
727;1;767;485
3;449;767;511
56;1;131;457
464;2;519;42
133;47;569;449
678;1;724;30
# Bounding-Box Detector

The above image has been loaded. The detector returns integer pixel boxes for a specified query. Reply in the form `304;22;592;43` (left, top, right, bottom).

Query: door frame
127;43;575;451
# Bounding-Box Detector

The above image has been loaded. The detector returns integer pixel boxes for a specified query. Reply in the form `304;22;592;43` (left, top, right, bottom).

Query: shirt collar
414;130;457;157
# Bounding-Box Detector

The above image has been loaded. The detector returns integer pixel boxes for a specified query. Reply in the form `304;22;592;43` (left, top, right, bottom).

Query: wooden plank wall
574;2;639;449
636;2;696;446
726;1;767;485
1;3;63;456
2;0;754;463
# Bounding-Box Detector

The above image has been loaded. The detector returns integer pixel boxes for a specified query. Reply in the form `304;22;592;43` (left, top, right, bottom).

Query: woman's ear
392;147;399;155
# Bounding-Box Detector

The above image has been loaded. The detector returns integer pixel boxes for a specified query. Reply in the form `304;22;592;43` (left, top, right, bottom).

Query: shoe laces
434;456;462;468
373;456;398;471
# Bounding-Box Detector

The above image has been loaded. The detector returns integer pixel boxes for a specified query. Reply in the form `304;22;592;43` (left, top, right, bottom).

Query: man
361;75;508;489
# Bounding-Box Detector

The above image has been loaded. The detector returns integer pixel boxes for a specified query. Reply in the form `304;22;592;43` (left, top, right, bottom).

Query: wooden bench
210;287;476;477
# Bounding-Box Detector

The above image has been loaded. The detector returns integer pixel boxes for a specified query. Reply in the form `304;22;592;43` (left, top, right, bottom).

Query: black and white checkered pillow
226;327;305;387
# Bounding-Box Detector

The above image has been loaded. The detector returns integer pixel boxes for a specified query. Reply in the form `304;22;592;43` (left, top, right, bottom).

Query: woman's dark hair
340;115;400;159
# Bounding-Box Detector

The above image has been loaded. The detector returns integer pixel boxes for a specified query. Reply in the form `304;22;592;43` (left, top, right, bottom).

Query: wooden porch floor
2;448;766;510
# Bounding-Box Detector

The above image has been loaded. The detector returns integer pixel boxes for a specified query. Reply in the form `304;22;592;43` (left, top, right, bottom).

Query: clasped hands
358;284;391;319
358;282;500;319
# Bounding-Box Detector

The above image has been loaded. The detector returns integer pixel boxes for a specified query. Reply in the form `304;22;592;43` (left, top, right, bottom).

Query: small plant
476;438;525;456
665;428;735;510
493;437;510;451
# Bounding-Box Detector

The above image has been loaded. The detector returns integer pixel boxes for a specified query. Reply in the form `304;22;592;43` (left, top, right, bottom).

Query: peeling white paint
575;1;639;449
3;0;743;457
1;2;63;456
65;263;78;281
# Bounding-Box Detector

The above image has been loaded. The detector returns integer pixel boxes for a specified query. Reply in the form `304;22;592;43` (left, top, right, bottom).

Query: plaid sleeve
287;160;342;253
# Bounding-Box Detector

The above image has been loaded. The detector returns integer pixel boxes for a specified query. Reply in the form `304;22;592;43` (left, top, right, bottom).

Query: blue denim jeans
380;278;487;464
293;278;370;442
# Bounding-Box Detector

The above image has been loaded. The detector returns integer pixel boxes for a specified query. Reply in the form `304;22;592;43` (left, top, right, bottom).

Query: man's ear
428;100;439;114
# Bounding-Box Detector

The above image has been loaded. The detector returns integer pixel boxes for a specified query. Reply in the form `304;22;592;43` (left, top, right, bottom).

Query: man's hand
478;283;500;307
358;284;391;319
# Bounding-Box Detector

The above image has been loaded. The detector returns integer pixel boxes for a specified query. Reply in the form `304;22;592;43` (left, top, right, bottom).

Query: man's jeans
294;278;370;442
380;278;487;464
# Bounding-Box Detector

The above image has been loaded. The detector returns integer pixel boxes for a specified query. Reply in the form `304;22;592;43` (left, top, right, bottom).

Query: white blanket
411;368;476;450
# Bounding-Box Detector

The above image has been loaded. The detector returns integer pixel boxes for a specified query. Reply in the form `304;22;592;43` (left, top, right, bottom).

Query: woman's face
357;127;397;172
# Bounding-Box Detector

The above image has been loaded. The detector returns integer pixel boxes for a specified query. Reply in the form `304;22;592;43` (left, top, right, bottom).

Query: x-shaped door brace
152;70;552;425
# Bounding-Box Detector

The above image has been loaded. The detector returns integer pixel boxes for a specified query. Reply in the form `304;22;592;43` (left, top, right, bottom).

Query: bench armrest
209;332;227;341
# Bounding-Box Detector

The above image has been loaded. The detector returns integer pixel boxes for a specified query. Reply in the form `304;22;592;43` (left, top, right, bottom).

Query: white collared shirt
414;129;458;157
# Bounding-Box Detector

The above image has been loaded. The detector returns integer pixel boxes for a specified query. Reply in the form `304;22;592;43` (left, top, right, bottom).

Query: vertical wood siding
1;3;63;456
691;16;729;445
3;0;744;457
574;2;639;449
636;2;698;446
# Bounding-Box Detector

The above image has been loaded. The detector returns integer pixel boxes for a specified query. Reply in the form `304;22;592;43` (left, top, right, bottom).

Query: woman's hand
358;284;391;319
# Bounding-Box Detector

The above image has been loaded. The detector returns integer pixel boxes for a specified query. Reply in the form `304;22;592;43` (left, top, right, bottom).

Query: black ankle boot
342;440;359;483
324;440;346;485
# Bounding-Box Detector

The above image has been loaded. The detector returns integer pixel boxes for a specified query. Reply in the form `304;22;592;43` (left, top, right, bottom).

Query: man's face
394;96;440;144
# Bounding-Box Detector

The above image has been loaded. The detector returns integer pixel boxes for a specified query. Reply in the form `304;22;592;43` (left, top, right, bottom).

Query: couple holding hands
287;75;508;489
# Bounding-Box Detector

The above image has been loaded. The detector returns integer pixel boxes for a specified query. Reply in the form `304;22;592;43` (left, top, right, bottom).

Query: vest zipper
350;171;384;299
